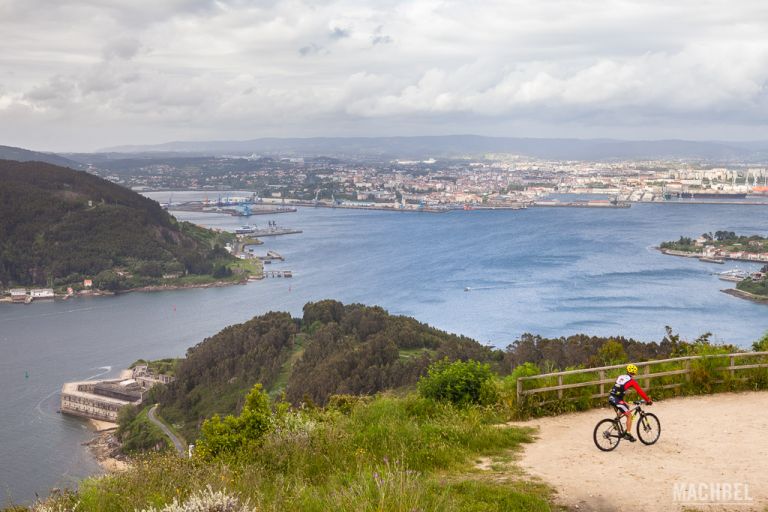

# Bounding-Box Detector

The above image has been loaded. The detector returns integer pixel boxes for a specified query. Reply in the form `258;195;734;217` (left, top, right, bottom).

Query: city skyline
2;0;768;151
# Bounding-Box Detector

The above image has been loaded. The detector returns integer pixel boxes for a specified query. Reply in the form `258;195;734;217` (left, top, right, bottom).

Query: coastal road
147;404;186;456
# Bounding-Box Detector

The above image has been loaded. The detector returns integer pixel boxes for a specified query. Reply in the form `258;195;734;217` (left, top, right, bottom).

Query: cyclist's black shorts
608;396;629;414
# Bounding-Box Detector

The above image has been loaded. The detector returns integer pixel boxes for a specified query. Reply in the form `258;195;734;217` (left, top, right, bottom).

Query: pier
257;250;284;262
168;201;297;216
263;270;293;278
250;227;302;237
532;201;631;208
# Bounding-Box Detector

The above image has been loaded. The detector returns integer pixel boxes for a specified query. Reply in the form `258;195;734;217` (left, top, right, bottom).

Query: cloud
102;37;142;61
329;26;350;39
298;43;323;56
2;0;768;150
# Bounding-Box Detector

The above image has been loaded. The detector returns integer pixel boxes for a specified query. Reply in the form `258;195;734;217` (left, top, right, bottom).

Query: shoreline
658;246;768;264
2;278;253;304
721;288;768;304
82;369;135;473
83;428;130;473
117;278;248;294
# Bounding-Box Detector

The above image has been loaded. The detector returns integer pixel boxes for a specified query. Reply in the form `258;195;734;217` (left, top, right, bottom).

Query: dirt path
513;392;768;511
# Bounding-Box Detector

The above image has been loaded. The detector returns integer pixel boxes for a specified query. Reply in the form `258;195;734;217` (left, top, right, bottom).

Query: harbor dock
532;200;631;208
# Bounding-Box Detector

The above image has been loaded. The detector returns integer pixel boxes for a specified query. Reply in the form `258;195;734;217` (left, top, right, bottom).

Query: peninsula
0;159;262;299
659;231;768;302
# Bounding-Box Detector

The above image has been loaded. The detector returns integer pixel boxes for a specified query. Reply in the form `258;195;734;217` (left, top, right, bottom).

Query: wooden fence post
517;378;523;402
599;370;605;396
644;364;650;390
730;355;735;379
684;359;690;382
557;375;563;399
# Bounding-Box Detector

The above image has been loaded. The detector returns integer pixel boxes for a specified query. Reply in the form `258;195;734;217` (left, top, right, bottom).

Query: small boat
464;287;471;292
235;225;256;234
716;269;748;282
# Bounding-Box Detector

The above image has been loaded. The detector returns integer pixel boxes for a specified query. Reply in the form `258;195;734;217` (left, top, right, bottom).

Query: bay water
2;198;768;503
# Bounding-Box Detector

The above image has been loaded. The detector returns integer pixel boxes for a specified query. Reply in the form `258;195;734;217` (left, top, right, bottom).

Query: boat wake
86;366;112;381
34;366;113;420
464;285;512;292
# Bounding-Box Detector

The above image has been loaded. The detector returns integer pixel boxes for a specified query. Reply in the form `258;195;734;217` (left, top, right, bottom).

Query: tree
212;264;232;278
136;261;163;278
94;269;124;291
596;340;628;366
196;384;273;459
753;332;768;352
715;230;737;241
418;358;497;406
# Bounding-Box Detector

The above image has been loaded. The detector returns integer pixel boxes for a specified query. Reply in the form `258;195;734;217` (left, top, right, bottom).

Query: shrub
139;486;255;512
418;359;497;406
753;331;768;352
195;384;273;459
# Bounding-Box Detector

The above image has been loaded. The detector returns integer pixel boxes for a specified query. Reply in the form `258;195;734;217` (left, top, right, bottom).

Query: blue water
1;198;768;503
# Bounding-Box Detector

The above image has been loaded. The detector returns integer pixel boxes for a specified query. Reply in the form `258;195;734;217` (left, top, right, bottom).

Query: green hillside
149;300;714;441
0;159;249;290
151;300;504;440
0;144;83;169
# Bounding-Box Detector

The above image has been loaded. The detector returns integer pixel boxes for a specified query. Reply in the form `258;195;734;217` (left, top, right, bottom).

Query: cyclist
608;364;652;442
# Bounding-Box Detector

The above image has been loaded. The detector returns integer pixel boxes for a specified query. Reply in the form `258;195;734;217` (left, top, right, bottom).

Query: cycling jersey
609;374;650;402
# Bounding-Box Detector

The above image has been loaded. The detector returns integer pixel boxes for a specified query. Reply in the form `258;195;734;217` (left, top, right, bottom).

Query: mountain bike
593;399;660;451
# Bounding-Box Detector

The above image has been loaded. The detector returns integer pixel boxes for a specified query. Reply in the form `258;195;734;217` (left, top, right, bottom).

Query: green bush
418;359;497;406
196;384;273;459
116;406;170;453
753;331;768;352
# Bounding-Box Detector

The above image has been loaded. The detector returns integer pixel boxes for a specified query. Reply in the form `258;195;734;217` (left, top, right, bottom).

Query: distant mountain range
0;144;84;169
98;135;768;162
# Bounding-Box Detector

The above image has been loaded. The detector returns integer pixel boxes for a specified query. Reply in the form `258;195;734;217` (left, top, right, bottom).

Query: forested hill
0;144;83;169
153;300;504;439
0;159;237;289
151;299;692;441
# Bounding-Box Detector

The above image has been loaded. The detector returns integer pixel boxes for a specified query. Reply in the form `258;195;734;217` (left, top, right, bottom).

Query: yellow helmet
626;364;638;375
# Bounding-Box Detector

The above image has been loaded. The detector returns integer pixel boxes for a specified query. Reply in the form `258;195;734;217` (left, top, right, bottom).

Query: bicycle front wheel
637;413;661;445
594;418;622;451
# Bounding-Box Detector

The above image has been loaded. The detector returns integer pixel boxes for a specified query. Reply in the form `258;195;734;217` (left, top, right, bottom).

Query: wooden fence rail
516;351;768;401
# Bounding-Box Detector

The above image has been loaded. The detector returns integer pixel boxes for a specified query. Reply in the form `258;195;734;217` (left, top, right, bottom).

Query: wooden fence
516;351;768;402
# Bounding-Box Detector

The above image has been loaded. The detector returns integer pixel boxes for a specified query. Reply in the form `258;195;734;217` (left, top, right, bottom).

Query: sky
1;0;768;152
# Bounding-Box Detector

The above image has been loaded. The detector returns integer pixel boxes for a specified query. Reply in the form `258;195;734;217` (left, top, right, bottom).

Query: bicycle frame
610;403;651;437
613;404;646;421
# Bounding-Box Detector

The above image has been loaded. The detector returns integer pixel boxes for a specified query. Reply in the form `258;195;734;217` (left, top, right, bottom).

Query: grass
130;358;180;377
268;335;306;399
227;258;262;278
398;347;436;361
25;394;554;512
118;408;171;454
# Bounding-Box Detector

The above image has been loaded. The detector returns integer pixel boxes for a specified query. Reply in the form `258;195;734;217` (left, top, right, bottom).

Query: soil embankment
514;392;768;511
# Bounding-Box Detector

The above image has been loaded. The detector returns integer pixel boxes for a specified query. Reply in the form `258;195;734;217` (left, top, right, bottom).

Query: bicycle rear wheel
593;418;622;451
636;413;661;445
